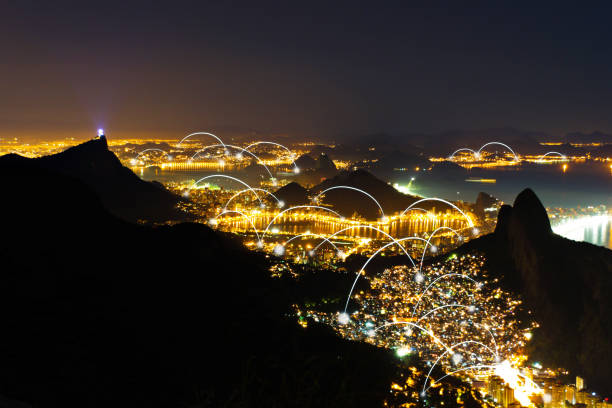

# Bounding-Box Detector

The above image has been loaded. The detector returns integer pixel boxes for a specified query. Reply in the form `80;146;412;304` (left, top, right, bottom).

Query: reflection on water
552;216;612;249
139;166;611;250
219;214;468;241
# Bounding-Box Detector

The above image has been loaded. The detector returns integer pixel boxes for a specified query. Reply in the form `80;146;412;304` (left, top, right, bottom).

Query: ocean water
393;162;612;208
552;215;612;249
139;162;612;249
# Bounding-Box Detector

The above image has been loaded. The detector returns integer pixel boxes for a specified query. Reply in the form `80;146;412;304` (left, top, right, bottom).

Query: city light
494;360;543;407
15;129;606;408
338;312;350;325
396;346;412;357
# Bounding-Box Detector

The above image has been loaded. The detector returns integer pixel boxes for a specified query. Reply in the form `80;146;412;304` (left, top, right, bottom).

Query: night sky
3;1;612;140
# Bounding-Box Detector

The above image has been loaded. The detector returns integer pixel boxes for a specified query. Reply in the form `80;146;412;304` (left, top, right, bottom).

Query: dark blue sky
2;1;612;139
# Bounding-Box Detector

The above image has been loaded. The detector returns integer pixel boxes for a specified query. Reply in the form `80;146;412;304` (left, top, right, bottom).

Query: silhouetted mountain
457;188;612;391
332;132;426;153
274;181;310;207
353;150;430;181
422;127;547;156
428;161;468;179
0;137;186;223
536;142;584;157
311;169;421;219
564;131;612;144
307;143;371;161
330;127;612;156
293;153;340;185
474;192;498;219
295;154;317;170
0;161;430;408
316;153;337;172
592;144;612;158
375;150;428;170
113;141;174;152
238;158;271;182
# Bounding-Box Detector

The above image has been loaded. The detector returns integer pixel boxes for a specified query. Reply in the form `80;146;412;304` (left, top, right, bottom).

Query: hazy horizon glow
3;2;612;140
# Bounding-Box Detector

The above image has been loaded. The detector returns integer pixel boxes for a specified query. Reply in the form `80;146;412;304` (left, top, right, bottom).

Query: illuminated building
550;384;565;408
565;384;576;404
577;376;586;391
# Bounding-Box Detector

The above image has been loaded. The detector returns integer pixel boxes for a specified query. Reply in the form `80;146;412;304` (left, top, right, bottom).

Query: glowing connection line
222;188;282;212
422;340;499;396
410;273;480;319
282;232;342;253
133;148;172;163
537;151;568;162
400;198;474;227
448;141;520;162
244;141;300;172
343;236;431;313
215;210;261;241
190;143;275;180
176;132;227;149
188;175;265;207
260;205;344;242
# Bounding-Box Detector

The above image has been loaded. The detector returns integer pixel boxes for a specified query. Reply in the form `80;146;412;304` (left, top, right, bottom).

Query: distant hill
295;154;317;170
310;169;422;219
374;150;428;170
355;150;430;180
315;153;336;172
274;181;310;207
564;131;612;144
474;192;498;219
457;188;612;391
276;169;444;219
325;127;611;157
593;144;612;158
0;137;186;223
423;127;546;156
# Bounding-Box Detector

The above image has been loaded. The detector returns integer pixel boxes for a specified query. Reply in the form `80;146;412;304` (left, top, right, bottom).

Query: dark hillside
457;189;612;390
0;158;412;407
310;169;421;219
0;137;186;223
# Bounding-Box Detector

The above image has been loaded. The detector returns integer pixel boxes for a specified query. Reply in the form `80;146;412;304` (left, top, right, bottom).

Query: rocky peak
511;188;552;239
493;204;513;237
274;182;309;206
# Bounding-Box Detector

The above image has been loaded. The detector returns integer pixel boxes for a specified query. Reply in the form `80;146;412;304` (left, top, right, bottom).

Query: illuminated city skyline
2;2;612;407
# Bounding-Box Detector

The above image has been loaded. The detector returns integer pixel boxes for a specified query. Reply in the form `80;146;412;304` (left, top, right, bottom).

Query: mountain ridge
0;151;418;407
457;188;612;390
310;169;422;219
0;137;187;223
